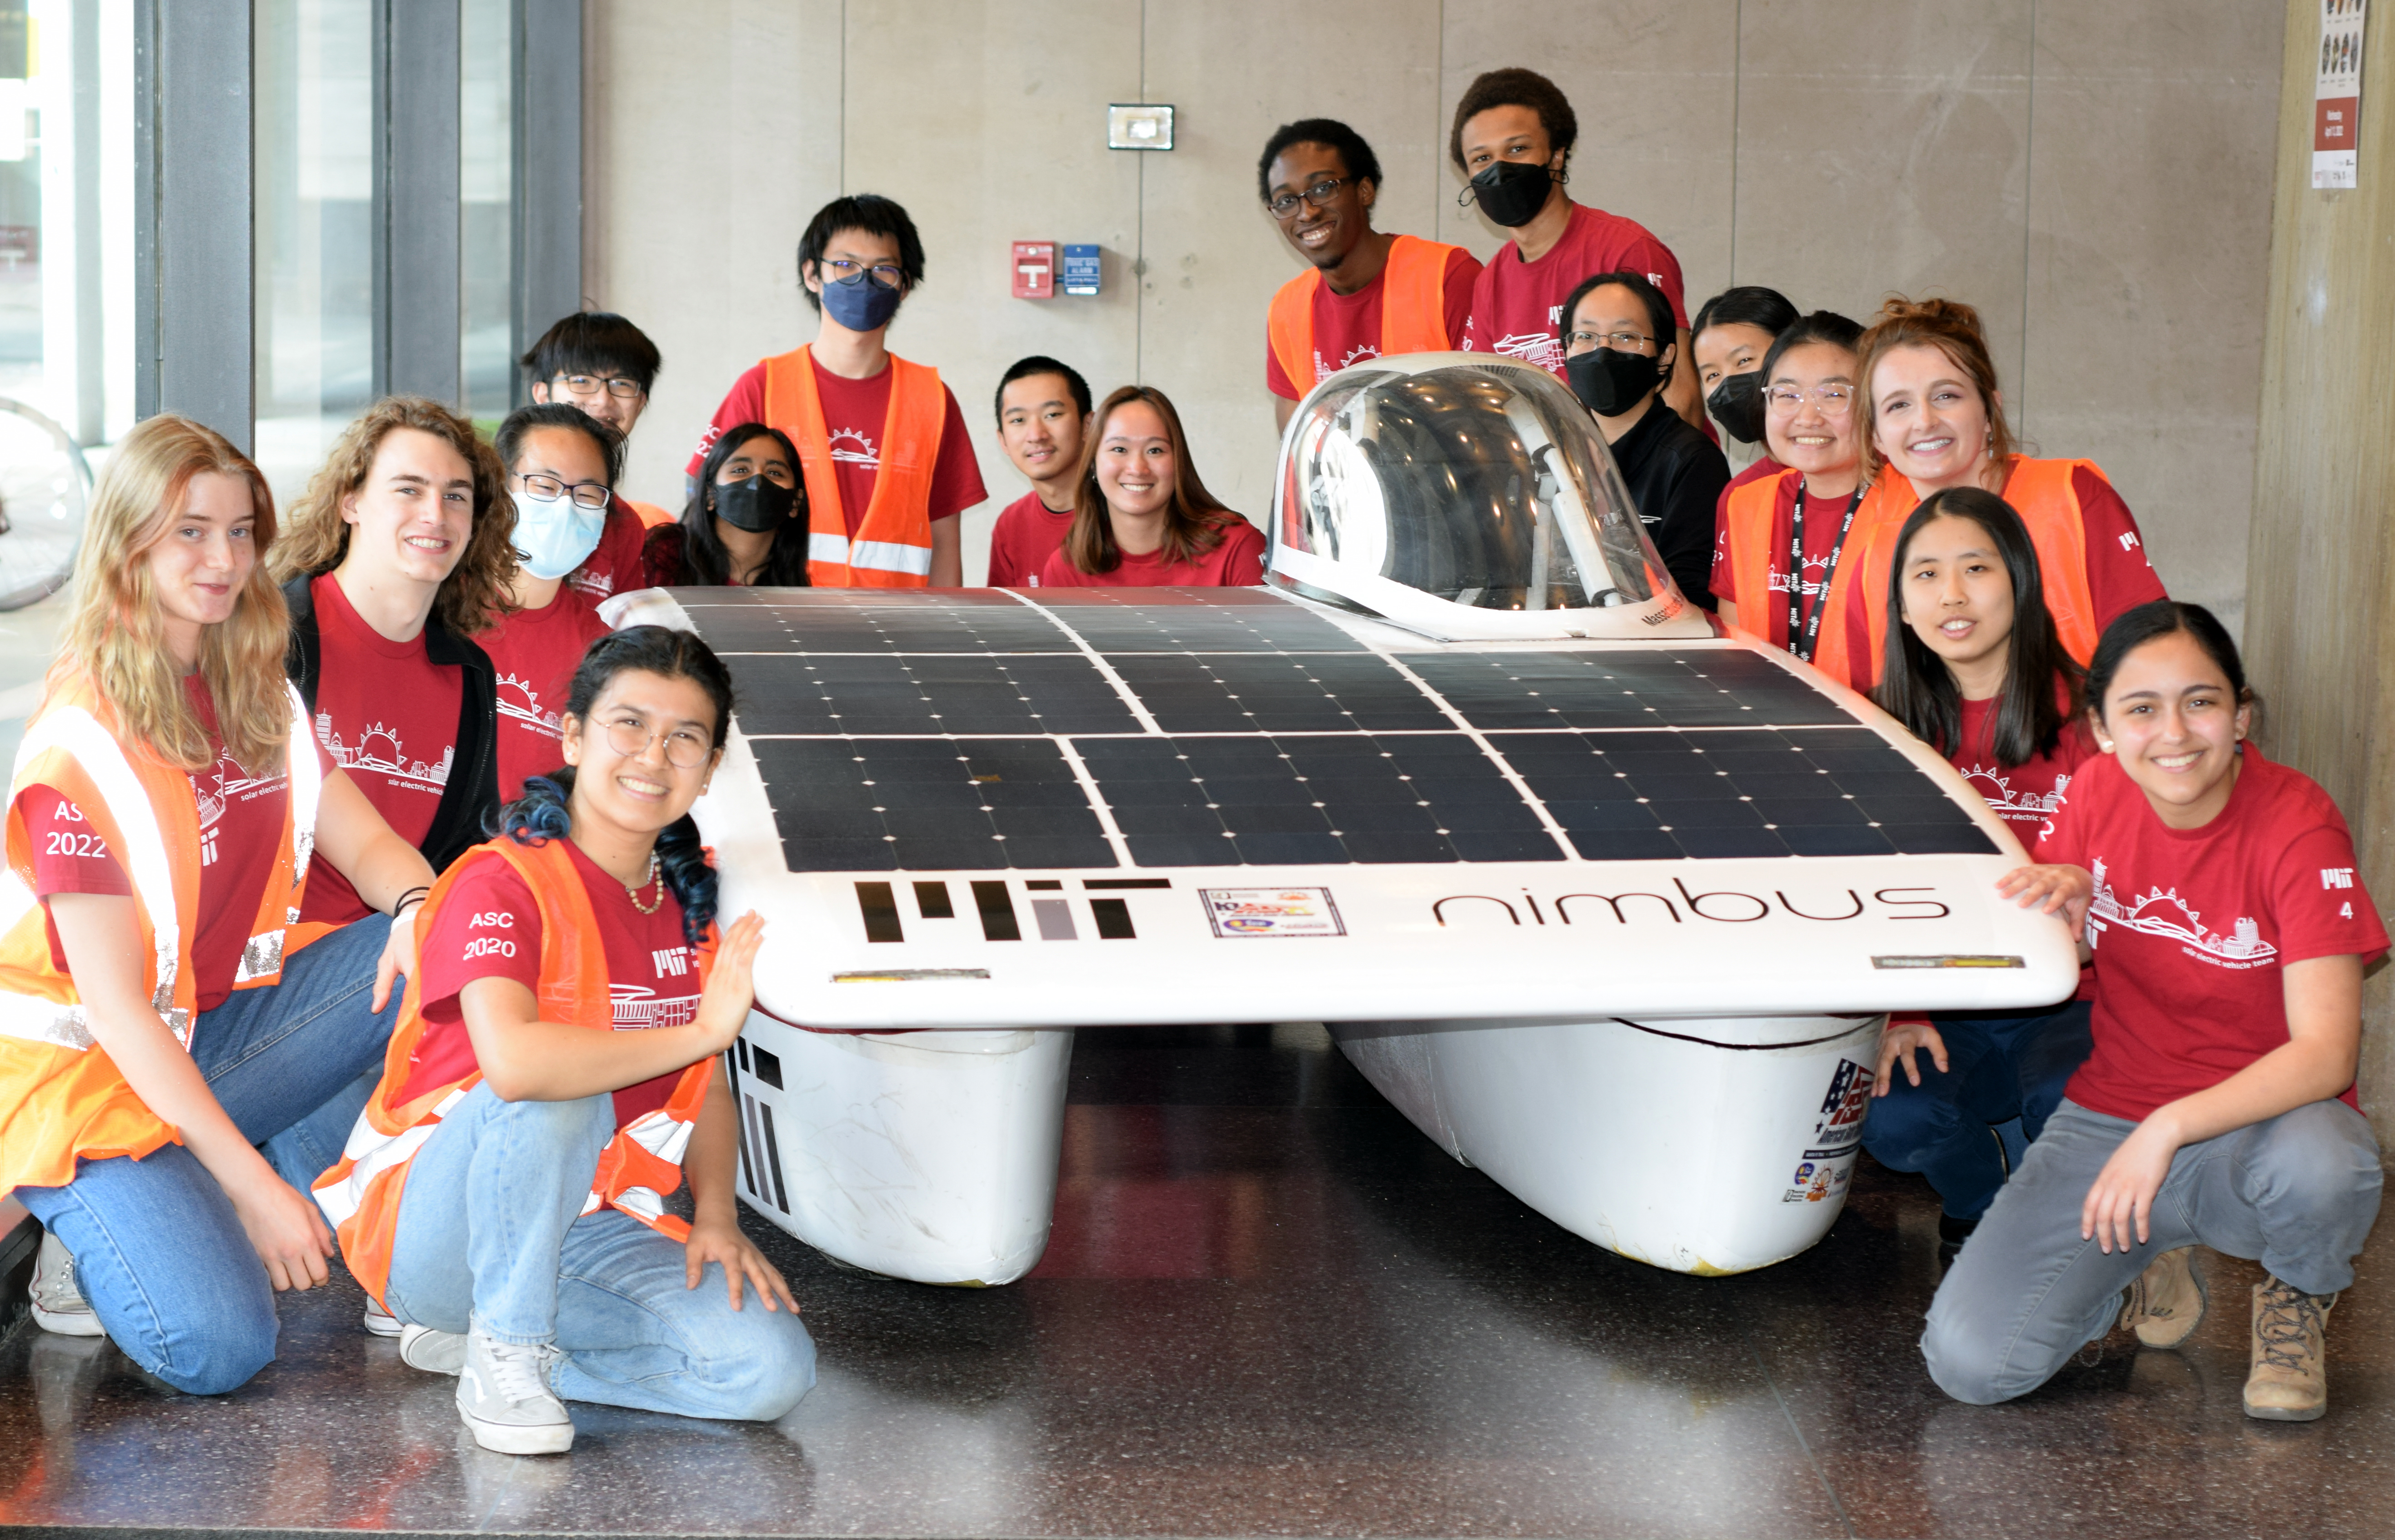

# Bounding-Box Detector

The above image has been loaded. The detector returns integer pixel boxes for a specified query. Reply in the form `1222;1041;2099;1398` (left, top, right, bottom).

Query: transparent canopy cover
1269;356;1679;619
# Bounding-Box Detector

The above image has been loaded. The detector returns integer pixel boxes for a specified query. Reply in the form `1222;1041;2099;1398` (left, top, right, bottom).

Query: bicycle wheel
0;398;91;612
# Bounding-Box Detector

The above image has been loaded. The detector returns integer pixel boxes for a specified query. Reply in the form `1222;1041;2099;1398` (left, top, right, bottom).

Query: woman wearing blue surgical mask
641;425;812;590
481;405;619;800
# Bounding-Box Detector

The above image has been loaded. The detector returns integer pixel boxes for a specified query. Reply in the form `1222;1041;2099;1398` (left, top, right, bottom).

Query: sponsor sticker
1781;1056;1873;1204
1200;887;1347;939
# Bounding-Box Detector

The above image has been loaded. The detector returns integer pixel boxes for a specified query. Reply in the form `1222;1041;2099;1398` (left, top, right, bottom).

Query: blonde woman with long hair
0;415;438;1393
272;396;516;927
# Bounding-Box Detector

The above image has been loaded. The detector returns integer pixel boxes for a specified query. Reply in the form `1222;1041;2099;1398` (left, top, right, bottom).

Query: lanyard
1785;485;1863;664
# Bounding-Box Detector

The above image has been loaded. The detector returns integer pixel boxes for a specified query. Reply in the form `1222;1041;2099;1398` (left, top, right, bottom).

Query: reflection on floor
1;1023;2390;1538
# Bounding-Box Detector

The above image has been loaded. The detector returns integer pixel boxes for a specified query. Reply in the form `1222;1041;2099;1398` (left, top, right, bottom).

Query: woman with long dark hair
1926;602;2382;1424
641;424;812;589
1038;385;1264;587
1864;486;2098;1265
316;626;813;1454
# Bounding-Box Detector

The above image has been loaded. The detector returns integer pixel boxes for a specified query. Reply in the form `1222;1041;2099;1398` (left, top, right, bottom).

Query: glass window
253;0;372;511
0;2;35;404
459;0;512;425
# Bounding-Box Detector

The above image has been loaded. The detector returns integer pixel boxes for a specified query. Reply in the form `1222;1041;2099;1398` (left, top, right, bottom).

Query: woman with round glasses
318;627;814;1454
271;398;516;932
1711;310;1889;686
1558;270;1728;609
1833;297;2166;688
478;404;618;800
520;311;671;610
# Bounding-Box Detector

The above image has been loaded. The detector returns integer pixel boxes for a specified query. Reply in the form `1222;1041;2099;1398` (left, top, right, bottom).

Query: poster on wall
2315;0;2368;189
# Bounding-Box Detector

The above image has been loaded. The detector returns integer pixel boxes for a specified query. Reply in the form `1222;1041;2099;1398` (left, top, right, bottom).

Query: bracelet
391;885;431;919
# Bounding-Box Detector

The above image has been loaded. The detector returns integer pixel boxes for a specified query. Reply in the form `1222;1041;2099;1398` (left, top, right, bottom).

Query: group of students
3;389;812;1457
0;58;2381;1463
1265;67;2385;1426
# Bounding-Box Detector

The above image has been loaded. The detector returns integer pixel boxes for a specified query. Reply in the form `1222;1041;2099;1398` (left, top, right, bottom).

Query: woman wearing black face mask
641;425;812;589
1562;270;1729;610
1691;286;1799;470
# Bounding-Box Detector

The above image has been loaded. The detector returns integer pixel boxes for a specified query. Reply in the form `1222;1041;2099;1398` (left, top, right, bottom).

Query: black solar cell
751;738;1118;872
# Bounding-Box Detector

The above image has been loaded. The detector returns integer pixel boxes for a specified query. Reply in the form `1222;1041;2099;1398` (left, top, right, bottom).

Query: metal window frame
133;0;583;443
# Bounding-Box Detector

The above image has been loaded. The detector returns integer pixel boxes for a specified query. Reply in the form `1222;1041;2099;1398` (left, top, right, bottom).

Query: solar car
604;354;2077;1284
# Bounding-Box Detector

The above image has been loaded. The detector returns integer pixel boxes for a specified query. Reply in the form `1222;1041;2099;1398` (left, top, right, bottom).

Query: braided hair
492;625;737;948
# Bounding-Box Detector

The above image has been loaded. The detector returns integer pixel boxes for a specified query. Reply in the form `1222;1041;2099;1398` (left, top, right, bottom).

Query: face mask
1567;347;1663;418
1707;370;1767;445
512;486;607;581
713;475;798;533
1468;160;1553;228
820;267;904;332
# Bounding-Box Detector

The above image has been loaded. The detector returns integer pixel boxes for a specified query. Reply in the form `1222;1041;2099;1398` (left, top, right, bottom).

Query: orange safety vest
0;674;323;1194
1267;234;1460;395
315;834;719;1299
1841;458;2103;691
761;345;946;588
1719;468;1910;693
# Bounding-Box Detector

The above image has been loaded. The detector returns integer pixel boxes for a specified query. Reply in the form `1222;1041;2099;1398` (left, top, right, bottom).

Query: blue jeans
1861;1000;2094;1222
1924;1097;2382;1403
381;1081;815;1423
16;914;403;1395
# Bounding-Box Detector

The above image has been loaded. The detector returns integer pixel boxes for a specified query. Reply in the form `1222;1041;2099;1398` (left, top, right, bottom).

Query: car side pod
727;1013;1074;1285
1332;1013;1884;1275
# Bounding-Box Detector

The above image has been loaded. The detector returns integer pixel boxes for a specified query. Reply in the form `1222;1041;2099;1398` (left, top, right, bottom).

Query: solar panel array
692;589;1998;874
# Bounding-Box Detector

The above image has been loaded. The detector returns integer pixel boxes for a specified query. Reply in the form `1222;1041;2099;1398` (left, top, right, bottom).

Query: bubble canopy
1268;354;1701;642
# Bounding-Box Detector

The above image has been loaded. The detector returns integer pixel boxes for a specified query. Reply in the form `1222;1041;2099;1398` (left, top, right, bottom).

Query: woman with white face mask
479;405;619;801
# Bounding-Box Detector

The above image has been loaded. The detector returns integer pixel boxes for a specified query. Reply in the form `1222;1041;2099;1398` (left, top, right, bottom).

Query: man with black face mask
687;194;984;587
1450;68;1704;433
1562;271;1728;610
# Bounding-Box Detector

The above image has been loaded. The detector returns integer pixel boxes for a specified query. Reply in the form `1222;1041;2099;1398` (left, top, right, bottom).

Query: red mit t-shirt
1709;474;1865;655
403;838;704;1130
1949;696;2097;835
1458;203;1689;378
686;357;987;536
988;490;1076;587
1036;518;1267;589
566;496;650;606
2036;746;2388;1123
478;586;611;801
1264;247;1482;400
303;574;461;925
19;675;297;1014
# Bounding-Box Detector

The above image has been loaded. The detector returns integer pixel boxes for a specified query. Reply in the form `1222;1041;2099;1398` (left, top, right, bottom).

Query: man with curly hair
1451;67;1702;431
271;396;516;929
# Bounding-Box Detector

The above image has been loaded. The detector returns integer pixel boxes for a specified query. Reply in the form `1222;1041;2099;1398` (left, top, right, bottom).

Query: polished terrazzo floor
1;1022;2391;1539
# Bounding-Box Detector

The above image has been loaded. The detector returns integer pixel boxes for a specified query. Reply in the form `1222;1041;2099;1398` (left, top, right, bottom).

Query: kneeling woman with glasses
317;627;814;1455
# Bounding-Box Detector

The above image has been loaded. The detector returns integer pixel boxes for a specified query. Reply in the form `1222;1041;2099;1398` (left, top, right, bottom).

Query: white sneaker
29;1231;103;1337
456;1326;573;1455
400;1323;468;1375
363;1300;403;1337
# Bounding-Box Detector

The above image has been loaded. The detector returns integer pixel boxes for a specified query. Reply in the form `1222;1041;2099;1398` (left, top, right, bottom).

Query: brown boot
2119;1247;2206;1349
2244;1275;2336;1422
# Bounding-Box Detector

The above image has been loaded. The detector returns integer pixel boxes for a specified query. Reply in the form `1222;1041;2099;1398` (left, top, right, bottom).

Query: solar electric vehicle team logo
1956;765;2069;823
496;672;566;742
317;713;453;795
2086;857;2276;967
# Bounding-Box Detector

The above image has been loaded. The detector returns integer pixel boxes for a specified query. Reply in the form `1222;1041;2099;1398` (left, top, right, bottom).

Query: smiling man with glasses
688;195;983;589
1258;118;1479;433
521;311;670;602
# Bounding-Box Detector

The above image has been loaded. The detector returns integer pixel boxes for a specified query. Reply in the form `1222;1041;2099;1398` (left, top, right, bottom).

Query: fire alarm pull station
1012;242;1056;300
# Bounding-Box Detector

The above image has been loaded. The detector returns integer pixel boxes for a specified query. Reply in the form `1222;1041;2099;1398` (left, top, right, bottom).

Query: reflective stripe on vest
318;834;718;1299
1265;235;1462;395
761;345;945;588
1847;459;2102;690
235;683;323;986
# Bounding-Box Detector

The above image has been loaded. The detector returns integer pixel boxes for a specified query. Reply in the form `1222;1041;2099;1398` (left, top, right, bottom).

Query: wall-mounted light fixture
1107;104;1174;151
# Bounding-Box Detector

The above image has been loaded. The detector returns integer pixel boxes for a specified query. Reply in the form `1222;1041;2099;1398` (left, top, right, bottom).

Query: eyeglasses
554;374;644;401
514;471;612;510
601;713;714;769
1566;329;1656;352
822;258;906;287
1266;177;1351;219
1765;384;1856;415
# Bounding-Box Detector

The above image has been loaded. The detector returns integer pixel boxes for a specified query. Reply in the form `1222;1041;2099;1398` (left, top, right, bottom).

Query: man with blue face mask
483;404;617;800
688;195;984;588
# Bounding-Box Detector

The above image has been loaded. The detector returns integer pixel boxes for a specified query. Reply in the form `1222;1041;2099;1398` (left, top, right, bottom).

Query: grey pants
1920;1097;2382;1405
